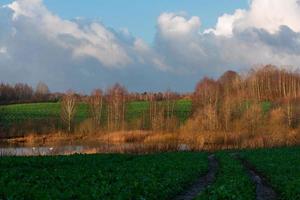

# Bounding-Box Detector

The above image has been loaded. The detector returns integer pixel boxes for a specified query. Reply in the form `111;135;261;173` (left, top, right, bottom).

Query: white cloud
153;0;300;76
204;9;245;36
157;12;201;38
5;0;132;67
0;0;173;92
0;46;7;54
242;0;300;33
133;38;169;71
1;0;300;92
207;0;300;36
156;13;218;75
4;0;42;20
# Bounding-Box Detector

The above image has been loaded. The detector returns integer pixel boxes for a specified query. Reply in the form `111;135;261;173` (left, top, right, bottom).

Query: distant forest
0;82;185;105
0;81;58;105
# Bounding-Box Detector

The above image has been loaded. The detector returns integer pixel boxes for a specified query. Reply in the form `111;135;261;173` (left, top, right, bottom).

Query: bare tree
106;83;128;131
36;81;49;95
149;95;165;131
88;89;103;129
61;91;77;132
35;81;50;101
193;77;220;112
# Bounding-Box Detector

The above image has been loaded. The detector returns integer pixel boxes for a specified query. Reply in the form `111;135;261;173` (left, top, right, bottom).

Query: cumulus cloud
133;38;169;70
207;0;300;36
5;0;132;67
204;9;245;36
1;0;300;92
155;12;210;75
154;0;300;75
157;12;201;38
0;0;171;91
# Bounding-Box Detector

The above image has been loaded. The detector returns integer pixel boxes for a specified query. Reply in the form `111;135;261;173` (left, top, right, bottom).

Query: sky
42;0;249;43
0;0;249;43
1;0;300;93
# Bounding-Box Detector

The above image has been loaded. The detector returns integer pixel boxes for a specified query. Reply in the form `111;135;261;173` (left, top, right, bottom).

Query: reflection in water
0;144;190;156
0;145;103;156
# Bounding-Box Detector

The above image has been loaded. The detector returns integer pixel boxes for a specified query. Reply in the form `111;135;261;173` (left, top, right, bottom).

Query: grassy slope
0;100;272;129
196;152;255;200
241;147;300;200
0;100;192;127
0;152;207;200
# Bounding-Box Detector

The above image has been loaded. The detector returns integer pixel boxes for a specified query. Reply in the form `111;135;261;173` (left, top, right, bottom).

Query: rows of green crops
0;100;192;127
196;152;255;200
0;152;208;200
197;147;300;200
1;146;300;199
241;147;300;200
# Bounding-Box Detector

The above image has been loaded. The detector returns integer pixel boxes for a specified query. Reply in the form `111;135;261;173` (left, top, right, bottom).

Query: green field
0;100;272;132
241;147;300;200
1;147;300;199
0;152;208;200
197;152;255;200
0;100;192;128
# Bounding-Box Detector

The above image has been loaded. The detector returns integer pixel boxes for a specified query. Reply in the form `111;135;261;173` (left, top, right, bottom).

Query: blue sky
1;0;249;43
1;0;300;92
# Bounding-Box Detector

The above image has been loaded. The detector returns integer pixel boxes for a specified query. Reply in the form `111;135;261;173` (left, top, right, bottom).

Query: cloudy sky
1;0;300;93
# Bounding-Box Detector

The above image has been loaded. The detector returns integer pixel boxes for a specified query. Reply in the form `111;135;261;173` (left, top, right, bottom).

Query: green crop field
196;152;255;200
1;147;300;199
0;100;192;128
197;147;300;200
241;147;300;200
0;152;208;200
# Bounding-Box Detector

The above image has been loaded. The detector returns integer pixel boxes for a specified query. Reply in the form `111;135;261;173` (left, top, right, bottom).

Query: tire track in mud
235;154;278;200
173;154;218;200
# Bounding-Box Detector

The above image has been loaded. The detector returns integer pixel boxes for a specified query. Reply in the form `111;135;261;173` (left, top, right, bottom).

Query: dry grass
98;131;149;144
179;122;300;151
2;126;300;153
0;130;182;154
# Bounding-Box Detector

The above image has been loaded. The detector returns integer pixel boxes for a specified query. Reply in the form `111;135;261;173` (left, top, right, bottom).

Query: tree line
2;65;300;149
60;84;181;133
0;81;60;104
185;65;300;149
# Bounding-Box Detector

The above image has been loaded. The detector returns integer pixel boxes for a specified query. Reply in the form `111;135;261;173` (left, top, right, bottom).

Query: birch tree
88;89;103;129
61;91;77;132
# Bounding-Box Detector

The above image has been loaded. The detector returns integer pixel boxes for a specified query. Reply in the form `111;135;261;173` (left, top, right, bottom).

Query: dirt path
173;154;218;200
237;156;278;200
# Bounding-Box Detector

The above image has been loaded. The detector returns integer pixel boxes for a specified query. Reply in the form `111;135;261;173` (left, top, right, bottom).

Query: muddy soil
237;156;278;200
173;154;218;200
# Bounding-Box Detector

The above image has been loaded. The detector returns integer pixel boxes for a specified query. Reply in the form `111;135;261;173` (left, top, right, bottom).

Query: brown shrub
76;118;97;136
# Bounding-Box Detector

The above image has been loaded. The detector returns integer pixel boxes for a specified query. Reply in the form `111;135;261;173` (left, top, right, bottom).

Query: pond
0;145;103;156
0;143;191;156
